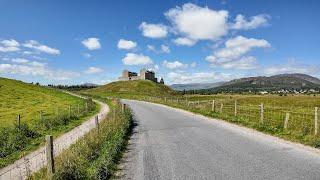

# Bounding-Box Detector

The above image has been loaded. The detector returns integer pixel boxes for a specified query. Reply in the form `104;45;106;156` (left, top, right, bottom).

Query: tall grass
0;99;97;168
29;98;133;180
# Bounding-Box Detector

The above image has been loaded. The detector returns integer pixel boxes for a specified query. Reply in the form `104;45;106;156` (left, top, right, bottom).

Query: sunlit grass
0;77;98;168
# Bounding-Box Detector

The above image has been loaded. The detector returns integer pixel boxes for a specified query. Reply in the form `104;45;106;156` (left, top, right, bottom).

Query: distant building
159;78;164;84
118;68;162;84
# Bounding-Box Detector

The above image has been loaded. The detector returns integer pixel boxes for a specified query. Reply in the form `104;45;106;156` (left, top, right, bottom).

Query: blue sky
0;0;319;85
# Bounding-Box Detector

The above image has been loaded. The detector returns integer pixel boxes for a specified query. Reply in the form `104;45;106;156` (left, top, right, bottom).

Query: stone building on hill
118;68;164;84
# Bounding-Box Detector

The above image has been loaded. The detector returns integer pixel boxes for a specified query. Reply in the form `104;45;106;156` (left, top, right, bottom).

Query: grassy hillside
0;77;97;167
0;77;84;128
190;73;320;94
82;80;178;99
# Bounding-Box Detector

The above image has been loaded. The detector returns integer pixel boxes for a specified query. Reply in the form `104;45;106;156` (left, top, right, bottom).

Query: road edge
124;99;320;157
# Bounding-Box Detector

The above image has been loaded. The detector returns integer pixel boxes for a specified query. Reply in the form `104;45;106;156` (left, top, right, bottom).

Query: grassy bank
0;77;99;168
0;78;88;128
29;98;133;180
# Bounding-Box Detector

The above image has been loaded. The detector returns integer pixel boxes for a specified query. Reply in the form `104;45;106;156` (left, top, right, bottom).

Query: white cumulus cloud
163;60;188;69
206;36;270;69
167;71;237;84
117;39;137;50
262;60;320;76
0;61;79;80
23;40;60;55
230;14;270;30
161;45;170;53
122;53;153;65
1;39;20;47
81;38;101;50
173;37;197;46
139;22;168;38
11;58;29;64
165;3;229;42
84;67;104;74
147;44;170;53
0;39;20;52
190;62;197;67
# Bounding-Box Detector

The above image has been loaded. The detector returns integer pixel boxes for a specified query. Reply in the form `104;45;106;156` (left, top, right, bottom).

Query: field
83;80;320;148
0;78;87;128
0;77;98;167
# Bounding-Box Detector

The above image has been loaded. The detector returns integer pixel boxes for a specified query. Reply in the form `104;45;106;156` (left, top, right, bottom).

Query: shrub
0;123;39;158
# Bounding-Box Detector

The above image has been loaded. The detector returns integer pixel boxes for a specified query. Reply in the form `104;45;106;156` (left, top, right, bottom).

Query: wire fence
143;96;320;138
0;98;103;180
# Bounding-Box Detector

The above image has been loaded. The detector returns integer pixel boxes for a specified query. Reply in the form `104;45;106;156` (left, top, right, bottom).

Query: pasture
0;78;97;167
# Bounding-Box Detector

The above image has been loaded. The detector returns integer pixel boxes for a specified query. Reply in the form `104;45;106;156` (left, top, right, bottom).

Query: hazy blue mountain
208;73;320;93
170;82;225;91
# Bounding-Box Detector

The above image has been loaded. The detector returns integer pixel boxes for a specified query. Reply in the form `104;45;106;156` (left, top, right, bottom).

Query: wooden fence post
212;100;215;112
122;103;126;112
39;111;43;120
85;102;88;113
46;135;55;178
95;115;99;132
187;101;190;108
69;105;71;118
260;103;264;124
284;112;290;130
220;103;223;113
234;100;237;116
77;104;80;114
315;107;318;136
17;114;21;128
165;97;167;102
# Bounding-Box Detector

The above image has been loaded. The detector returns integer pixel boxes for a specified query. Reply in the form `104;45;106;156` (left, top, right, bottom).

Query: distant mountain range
81;83;99;87
171;73;320;93
170;82;225;91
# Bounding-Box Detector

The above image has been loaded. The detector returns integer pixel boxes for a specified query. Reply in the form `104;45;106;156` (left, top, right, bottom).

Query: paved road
0;93;109;180
120;100;320;180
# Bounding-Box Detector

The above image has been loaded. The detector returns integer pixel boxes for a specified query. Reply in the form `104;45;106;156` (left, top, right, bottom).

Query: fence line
145;96;319;137
0;98;103;180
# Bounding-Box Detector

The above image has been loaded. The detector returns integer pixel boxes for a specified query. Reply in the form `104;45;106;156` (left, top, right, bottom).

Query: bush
0;123;39;158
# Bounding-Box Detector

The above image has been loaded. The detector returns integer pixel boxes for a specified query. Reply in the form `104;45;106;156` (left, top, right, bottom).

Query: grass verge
29;98;133;180
139;97;320;148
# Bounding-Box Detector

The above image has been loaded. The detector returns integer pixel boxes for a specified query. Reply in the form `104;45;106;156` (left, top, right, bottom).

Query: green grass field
0;77;87;128
0;77;98;168
83;80;320;148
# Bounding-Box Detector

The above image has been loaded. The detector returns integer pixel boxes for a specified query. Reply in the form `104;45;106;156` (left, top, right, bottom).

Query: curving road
120;100;320;180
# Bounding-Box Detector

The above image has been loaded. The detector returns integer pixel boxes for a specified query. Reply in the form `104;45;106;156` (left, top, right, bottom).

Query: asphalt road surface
120;100;320;180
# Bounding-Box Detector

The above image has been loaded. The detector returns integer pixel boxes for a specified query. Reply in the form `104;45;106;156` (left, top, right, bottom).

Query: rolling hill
82;80;178;99
0;77;87;128
170;82;225;91
208;73;320;93
0;77;98;167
